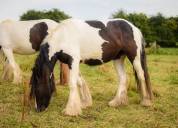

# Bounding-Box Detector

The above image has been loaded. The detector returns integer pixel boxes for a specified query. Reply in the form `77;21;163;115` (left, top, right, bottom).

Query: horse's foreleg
64;59;82;116
133;56;152;106
2;48;22;84
109;56;128;107
77;73;92;109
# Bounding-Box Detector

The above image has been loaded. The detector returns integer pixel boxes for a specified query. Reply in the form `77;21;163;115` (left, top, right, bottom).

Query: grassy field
0;48;178;128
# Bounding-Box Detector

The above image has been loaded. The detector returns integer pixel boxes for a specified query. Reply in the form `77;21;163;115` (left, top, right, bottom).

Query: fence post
60;62;70;85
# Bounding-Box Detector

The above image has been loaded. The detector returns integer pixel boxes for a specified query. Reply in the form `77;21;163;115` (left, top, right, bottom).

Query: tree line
20;9;178;47
20;9;70;22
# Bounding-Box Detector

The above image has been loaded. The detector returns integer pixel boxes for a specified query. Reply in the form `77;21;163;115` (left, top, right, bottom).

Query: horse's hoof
81;100;92;109
141;99;152;107
109;97;128;107
109;100;118;107
63;108;82;116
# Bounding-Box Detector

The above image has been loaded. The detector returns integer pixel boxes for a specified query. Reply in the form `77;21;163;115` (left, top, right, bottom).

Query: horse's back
46;18;144;63
0;19;58;54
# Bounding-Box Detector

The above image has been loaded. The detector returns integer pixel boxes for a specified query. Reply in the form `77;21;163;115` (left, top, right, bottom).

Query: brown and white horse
0;19;58;83
30;18;153;115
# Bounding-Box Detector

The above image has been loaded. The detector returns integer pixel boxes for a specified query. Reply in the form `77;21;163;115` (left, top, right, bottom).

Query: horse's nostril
36;105;46;112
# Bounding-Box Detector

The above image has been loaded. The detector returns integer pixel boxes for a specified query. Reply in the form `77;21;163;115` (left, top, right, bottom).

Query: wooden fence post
60;62;70;85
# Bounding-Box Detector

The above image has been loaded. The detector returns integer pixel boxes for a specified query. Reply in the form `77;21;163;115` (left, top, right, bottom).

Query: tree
112;9;128;20
20;8;70;22
150;13;176;47
170;17;178;42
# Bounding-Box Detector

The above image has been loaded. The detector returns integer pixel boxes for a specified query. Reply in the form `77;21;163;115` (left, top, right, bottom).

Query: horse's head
30;43;57;112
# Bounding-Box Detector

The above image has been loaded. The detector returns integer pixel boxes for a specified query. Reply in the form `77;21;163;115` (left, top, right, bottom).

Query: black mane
30;43;57;98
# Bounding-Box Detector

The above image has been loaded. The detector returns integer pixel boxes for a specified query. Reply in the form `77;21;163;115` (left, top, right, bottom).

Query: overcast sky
0;0;178;20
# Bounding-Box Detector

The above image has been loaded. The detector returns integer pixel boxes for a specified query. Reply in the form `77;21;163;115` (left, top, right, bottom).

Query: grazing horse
0;19;58;83
30;18;153;115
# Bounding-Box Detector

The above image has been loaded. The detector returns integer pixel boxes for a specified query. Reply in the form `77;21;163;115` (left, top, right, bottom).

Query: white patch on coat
46;18;144;62
45;19;109;61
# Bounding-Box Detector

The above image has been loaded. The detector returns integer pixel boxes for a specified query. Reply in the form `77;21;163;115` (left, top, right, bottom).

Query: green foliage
150;13;177;47
20;8;70;22
112;10;178;47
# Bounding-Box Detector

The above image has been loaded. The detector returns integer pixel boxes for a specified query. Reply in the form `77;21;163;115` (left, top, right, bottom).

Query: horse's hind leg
109;56;128;107
132;55;152;106
0;47;11;80
77;73;92;109
1;61;13;81
2;48;22;84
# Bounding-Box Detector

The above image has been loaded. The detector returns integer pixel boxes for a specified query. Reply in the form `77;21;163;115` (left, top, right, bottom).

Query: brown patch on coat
30;22;48;51
86;20;137;63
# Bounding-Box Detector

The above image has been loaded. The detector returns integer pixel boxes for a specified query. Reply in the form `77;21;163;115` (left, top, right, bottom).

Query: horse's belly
13;43;35;55
80;40;103;60
80;34;104;60
1;27;36;54
13;48;35;55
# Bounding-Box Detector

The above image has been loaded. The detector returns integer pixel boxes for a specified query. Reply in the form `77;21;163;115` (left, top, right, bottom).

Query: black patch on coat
84;59;102;66
55;50;73;69
30;22;48;51
86;20;137;63
0;46;1;49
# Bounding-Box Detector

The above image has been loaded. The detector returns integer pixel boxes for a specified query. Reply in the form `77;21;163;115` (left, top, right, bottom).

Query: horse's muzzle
36;105;47;112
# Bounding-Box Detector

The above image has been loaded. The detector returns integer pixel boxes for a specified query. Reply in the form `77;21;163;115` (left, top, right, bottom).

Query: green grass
146;47;178;55
0;49;178;128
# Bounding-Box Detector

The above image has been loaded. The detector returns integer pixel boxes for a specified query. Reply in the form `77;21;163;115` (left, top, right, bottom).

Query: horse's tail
138;38;153;100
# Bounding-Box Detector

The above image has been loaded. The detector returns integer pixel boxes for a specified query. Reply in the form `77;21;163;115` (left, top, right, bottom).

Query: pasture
0;48;178;128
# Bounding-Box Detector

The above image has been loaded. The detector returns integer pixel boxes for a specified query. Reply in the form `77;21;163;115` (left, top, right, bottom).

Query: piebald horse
0;19;58;83
30;18;153;115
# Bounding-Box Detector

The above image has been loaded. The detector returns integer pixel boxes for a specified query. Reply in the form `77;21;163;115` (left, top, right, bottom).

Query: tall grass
0;49;178;128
